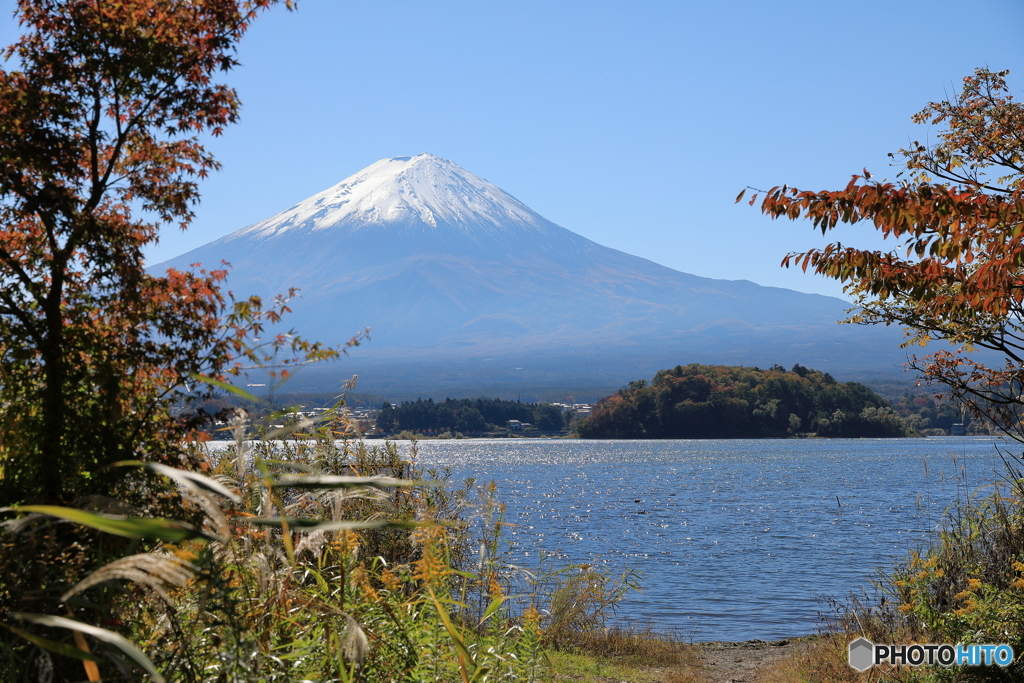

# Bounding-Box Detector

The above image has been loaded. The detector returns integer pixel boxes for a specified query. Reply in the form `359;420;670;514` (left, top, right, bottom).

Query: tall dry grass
1;396;647;682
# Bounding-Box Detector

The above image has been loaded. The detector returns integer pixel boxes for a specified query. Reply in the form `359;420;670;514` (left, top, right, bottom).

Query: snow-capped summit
229;153;556;242
154;154;906;385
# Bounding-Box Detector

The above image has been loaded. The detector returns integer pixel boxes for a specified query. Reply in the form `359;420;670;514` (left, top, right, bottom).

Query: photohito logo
849;637;1014;671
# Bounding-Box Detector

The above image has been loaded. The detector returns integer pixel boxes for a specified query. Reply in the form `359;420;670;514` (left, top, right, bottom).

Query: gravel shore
695;637;817;683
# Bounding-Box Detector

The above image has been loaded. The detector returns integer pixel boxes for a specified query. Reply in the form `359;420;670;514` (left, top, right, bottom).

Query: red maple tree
742;68;1024;440
0;0;347;507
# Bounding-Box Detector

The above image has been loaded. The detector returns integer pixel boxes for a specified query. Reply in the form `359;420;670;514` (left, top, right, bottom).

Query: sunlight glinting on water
396;437;1008;642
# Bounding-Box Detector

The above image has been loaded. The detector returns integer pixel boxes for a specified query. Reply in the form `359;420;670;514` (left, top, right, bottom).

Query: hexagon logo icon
849;637;875;671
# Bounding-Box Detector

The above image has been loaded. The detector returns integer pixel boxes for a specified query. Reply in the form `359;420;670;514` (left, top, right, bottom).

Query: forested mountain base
577;364;915;439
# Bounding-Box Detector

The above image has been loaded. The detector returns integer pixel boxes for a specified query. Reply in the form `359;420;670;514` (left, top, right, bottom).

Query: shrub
886;471;1024;681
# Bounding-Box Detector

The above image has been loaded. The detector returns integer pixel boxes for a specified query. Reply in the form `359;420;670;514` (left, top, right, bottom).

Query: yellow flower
173;548;198;562
352;564;378;601
331;529;362;557
381;568;402;592
413;543;448;583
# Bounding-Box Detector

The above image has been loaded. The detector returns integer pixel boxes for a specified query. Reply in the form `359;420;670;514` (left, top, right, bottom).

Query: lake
393;436;1014;642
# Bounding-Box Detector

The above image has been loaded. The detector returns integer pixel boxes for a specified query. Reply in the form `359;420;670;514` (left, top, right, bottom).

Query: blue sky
4;1;1024;298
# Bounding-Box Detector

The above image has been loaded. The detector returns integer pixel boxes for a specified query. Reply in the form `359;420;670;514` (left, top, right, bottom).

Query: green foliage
532;404;564;432
7;505;214;543
813;406;912;439
577;363;913;439
377;397;566;434
891;393;984;435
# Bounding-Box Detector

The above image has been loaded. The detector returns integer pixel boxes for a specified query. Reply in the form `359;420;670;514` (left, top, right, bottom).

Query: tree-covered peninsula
576;363;913;439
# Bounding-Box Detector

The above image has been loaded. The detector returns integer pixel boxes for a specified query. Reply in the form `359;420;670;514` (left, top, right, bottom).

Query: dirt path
694;637;815;683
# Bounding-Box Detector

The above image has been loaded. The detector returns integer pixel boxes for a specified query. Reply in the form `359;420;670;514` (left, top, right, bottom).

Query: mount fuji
154;153;910;396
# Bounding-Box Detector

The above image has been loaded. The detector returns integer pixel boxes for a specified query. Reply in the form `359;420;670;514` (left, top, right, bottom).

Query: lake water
394;437;1014;642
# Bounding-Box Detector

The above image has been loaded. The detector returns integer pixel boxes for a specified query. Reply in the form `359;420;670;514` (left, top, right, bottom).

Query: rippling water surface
392;437;1009;641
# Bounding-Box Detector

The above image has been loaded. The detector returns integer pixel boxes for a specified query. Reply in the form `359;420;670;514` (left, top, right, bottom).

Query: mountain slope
154;153;911;392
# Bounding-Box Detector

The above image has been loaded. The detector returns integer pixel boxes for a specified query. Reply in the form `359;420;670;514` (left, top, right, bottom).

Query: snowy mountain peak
229;153;553;242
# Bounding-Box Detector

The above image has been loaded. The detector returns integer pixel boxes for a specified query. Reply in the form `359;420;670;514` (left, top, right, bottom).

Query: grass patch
752;634;879;683
548;626;707;683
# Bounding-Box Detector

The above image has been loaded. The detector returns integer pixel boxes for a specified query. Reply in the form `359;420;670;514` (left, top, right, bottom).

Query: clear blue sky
4;1;1024;298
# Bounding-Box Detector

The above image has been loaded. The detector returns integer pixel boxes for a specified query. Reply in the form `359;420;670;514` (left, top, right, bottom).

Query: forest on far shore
190;365;978;439
576;363;929;439
376;397;567;434
184;362;980;440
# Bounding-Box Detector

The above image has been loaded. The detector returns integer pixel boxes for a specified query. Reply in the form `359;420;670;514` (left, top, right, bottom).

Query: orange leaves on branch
749;67;1024;441
0;0;305;505
762;171;1024;317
